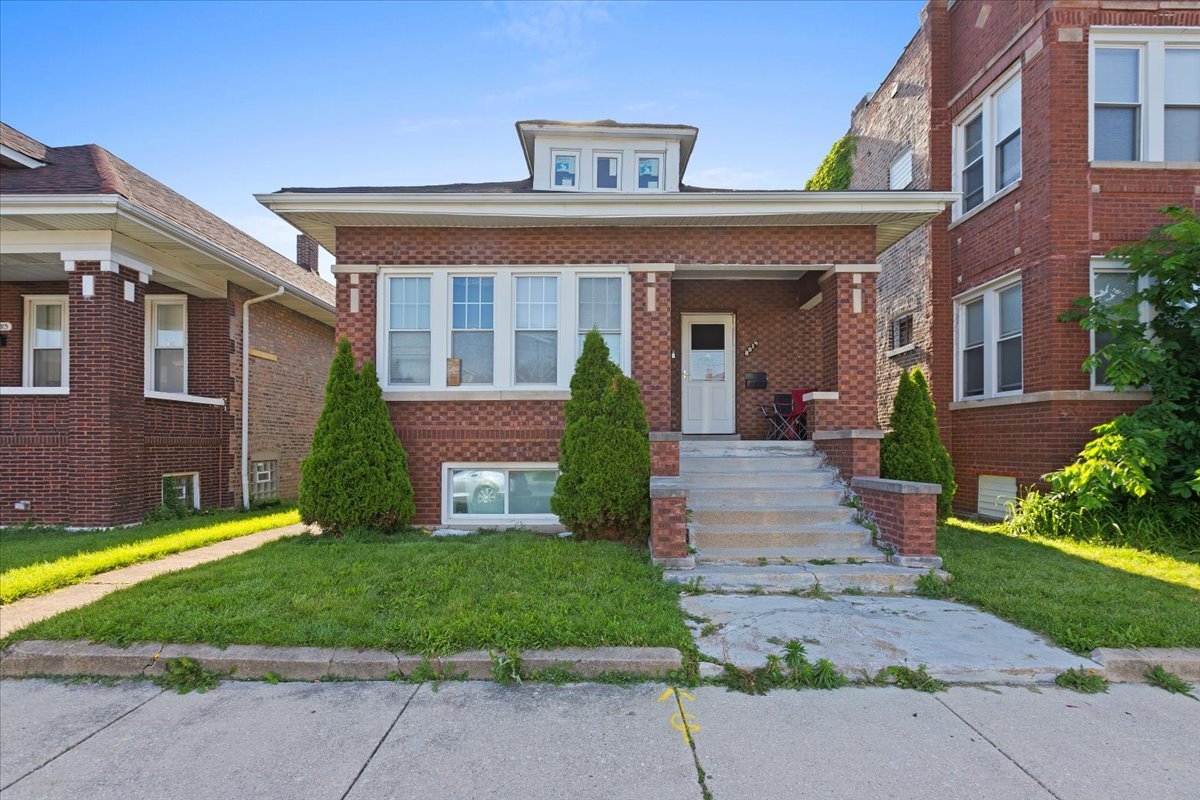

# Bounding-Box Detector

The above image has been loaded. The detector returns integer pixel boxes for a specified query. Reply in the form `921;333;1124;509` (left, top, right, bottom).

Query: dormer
516;119;698;193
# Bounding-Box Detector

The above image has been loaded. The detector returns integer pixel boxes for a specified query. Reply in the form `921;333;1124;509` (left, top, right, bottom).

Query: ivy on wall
805;134;857;191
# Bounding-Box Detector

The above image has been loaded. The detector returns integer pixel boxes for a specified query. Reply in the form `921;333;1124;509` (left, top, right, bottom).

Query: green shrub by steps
552;330;650;541
299;339;415;534
880;368;956;518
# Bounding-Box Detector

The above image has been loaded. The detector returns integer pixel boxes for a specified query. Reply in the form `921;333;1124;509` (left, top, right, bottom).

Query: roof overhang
255;190;957;255
0;194;334;323
515;120;700;178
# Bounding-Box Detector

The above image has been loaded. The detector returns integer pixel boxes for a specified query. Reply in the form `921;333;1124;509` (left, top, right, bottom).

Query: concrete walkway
0;524;307;638
1;678;1196;799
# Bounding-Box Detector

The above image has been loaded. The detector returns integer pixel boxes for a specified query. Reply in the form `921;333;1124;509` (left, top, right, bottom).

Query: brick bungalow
259;120;955;556
0;123;336;526
846;0;1198;516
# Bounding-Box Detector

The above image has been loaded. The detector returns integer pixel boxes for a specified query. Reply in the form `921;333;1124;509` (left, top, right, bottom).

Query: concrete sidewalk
1;678;1196;799
0;523;307;638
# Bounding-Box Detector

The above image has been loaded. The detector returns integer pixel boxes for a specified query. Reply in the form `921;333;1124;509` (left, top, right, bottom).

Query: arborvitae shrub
880;368;956;518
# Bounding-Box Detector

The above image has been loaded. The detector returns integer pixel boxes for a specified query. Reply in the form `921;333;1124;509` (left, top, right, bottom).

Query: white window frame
385;274;433;386
953;272;1023;401
889;148;914;189
442;462;560;526
1089;27;1200;163
592;150;623;192
512;274;561;387
634;151;665;192
952;66;1022;219
1089;258;1154;391
163;471;200;510
376;267;631;395
550;148;581;191
21;295;69;392
145;295;188;396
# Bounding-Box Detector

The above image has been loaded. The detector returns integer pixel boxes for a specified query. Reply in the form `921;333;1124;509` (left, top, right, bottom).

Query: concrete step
680;440;814;458
689;504;856;527
664;562;942;594
682;488;843;507
693;533;886;561
694;524;872;550
680;454;825;473
680;471;839;490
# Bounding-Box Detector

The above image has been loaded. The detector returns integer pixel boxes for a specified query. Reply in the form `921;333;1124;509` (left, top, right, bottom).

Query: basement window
251;460;279;501
163;472;200;510
444;464;559;524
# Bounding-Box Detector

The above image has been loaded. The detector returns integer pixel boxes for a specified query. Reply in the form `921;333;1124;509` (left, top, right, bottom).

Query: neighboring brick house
259;119;955;550
0;123;336;526
847;0;1198;517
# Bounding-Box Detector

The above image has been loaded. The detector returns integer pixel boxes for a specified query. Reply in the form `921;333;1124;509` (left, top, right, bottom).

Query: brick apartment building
0;123;336;526
259;119;955;557
847;0;1198;516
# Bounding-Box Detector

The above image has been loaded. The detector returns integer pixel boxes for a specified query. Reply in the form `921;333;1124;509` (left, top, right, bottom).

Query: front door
681;313;735;434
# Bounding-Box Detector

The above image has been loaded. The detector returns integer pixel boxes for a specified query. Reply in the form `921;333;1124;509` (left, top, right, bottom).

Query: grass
936;518;1200;655
0;506;300;604
5;529;692;656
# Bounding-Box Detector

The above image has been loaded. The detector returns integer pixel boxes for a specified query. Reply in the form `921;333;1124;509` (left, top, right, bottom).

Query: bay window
953;69;1021;217
147;296;187;394
955;277;1023;400
23;296;68;389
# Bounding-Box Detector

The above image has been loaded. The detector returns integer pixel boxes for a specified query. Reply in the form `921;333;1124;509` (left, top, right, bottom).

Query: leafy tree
880;368;956;518
805;134;857;191
552;331;651;541
299;338;415;534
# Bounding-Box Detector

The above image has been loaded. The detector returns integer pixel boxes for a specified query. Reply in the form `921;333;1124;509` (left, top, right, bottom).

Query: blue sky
1;0;924;277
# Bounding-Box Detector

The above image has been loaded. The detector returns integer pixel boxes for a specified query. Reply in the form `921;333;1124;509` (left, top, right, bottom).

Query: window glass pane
452;331;494;384
963;161;984;211
689;351;726;382
32;349;62;387
578;277;622;332
964;114;984;163
889;149;913;189
452;277;494;331
1165;108;1200;162
638;157;661;189
515;331;558;384
450;469;506;515
893;315;913;348
1095;48;1139;103
997;132;1021;189
389;277;430;331
1094;328;1118;385
998;336;1022;392
1094;271;1136;306
515;276;558;331
596;155;619;189
1165;49;1200;105
553;154;576;187
154;349;186;393
996;77;1021;140
1094;107;1139;160
33;303;63;348
155;303;185;349
690;323;725;351
578;332;621;362
964;299;984;346
509;470;557;514
963;346;984;397
389;331;431;385
999;285;1022;338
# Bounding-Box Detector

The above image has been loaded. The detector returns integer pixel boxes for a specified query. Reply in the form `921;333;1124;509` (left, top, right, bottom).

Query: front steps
669;439;937;593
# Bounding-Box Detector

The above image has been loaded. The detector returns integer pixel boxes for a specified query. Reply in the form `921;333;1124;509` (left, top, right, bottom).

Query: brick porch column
851;477;943;568
808;267;884;481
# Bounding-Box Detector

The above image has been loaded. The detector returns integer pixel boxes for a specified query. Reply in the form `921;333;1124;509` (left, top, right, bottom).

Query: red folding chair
786;388;816;440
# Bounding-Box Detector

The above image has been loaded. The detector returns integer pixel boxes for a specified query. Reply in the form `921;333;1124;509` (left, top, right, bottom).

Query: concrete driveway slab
687;685;1052;800
1;680;416;800
938;684;1200;800
0;678;162;789
684;593;1090;682
346;682;699;800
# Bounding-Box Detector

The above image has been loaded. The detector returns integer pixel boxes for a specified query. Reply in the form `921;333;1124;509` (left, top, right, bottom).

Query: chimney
296;234;319;273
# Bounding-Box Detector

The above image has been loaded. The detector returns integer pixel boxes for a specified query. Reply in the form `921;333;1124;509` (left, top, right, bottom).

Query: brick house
260;119;955;559
847;0;1198;517
1;123;336;526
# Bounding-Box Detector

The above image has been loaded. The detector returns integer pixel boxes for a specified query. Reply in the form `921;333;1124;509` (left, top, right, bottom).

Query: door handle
682;369;689;379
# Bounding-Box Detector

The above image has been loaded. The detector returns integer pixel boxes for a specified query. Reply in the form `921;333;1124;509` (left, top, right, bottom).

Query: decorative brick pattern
336;272;377;366
632;272;673;432
818;271;878;430
650;496;688;560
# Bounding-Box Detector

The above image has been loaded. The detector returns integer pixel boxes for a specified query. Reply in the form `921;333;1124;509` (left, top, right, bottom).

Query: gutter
241;285;285;508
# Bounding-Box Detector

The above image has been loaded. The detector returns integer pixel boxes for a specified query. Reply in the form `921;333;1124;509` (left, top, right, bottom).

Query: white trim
0;386;69;396
802;391;839;402
162;472;201;510
885;343;917;359
592;150;623;192
144;390;225;406
144;294;188;396
954;275;1023;401
948;389;1152;411
383;389;570;402
952;65;1022;219
21;295;69;390
549;148;581;191
634;151;666;192
0;144;44;169
889;148;914;189
680;312;736;435
441;462;560;526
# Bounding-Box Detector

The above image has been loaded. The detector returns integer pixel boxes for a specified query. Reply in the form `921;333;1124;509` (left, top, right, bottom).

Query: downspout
242;285;286;508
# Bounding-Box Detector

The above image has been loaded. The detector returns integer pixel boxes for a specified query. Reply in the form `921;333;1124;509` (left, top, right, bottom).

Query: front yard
935;518;1200;655
4;530;691;656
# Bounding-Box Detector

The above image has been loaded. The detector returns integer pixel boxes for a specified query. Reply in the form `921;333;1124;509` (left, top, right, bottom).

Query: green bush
805;134;857;191
880;368;955;518
299;339;415;534
1006;489;1200;556
552;331;651;541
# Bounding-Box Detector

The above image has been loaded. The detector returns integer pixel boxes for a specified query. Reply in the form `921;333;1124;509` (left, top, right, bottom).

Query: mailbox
744;371;767;389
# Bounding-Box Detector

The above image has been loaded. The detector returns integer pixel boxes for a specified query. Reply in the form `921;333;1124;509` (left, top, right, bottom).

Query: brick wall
852;477;939;560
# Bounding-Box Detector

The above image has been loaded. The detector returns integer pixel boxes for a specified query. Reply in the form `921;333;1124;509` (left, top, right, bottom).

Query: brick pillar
649;477;690;566
67;262;147;525
809;268;883;481
851;477;942;568
335;272;376;366
631;270;673;432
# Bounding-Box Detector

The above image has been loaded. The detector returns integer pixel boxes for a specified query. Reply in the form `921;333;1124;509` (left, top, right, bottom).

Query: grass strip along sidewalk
1;507;300;604
6;529;691;657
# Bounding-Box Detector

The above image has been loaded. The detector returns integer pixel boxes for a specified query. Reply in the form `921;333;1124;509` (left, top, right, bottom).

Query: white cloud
487;1;612;53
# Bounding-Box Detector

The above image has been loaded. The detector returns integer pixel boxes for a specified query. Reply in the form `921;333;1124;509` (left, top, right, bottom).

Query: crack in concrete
672;687;714;800
338;681;421;800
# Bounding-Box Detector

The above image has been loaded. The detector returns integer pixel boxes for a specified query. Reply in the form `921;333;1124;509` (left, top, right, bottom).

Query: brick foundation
851;477;941;566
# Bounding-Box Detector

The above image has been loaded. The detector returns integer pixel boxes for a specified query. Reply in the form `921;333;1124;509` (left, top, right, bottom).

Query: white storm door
681;313;735;434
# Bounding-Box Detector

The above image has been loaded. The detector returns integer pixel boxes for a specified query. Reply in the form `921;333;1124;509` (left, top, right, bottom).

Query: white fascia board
0;230;113;252
0;145;46;169
0;194;121;216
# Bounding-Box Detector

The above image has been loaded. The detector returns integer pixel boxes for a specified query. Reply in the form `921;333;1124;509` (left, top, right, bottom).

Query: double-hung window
578;276;623;363
451;276;494;385
954;70;1022;217
1090;259;1153;389
514;276;558;385
147;296;187;394
956;278;1023;400
23;296;68;389
388;276;431;385
1091;29;1200;162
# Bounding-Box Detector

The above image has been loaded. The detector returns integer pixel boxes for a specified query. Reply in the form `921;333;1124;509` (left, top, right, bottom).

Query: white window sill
383;388;571;402
1090;160;1200;171
144;390;226;407
949;179;1022;230
949;389;1152;410
885;343;917;358
0;386;69;396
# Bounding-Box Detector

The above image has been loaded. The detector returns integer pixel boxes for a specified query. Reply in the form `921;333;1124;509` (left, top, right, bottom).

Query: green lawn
4;530;692;656
937;518;1200;655
1;506;301;604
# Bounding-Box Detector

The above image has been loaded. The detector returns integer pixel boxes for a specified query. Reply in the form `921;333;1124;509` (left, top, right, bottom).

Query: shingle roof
0;122;48;163
0;123;333;306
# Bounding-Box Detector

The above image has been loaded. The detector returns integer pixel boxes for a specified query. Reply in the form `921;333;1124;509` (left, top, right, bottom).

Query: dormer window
594;152;621;190
637;155;662;190
552;151;577;188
